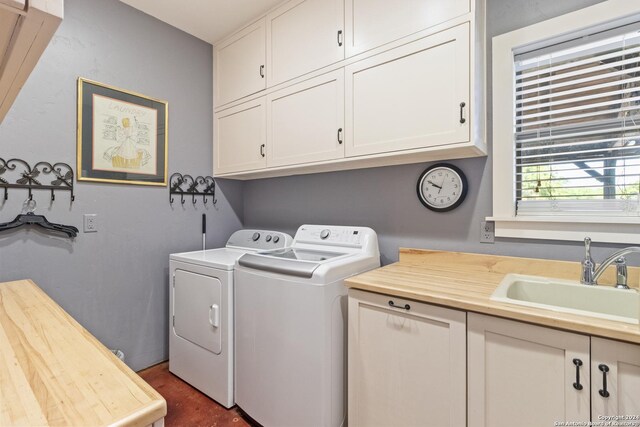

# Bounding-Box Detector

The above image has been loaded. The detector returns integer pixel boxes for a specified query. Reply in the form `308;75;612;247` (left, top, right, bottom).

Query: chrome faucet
581;237;640;289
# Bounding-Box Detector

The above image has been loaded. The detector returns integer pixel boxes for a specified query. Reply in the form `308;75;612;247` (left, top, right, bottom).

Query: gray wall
0;0;627;373
243;0;627;266
0;0;243;371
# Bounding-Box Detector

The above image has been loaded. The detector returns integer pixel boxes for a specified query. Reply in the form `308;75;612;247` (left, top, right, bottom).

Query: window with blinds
514;24;640;217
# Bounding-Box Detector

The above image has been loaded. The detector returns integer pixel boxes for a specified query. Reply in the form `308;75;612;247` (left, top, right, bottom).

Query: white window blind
514;24;640;217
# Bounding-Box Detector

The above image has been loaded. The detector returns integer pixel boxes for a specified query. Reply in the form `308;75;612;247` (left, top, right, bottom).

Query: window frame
490;0;640;244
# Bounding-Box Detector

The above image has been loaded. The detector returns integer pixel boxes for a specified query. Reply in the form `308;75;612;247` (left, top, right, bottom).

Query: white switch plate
84;214;98;233
480;220;494;243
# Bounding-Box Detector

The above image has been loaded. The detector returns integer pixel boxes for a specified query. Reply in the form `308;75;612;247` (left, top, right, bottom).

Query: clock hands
438;177;446;194
427;180;442;190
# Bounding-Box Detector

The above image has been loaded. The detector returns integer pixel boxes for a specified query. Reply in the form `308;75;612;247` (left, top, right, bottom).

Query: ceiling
119;0;283;44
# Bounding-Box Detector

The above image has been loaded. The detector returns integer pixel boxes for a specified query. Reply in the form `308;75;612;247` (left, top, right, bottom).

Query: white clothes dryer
234;225;380;426
169;229;292;408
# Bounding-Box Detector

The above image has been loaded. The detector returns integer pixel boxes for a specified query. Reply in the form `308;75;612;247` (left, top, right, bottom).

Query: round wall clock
416;163;468;212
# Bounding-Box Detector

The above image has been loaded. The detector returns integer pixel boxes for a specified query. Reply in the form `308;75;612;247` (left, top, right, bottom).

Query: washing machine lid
170;248;252;270
238;249;349;278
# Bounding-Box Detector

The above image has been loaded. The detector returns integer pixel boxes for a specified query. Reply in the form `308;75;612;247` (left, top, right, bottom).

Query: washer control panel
226;229;293;250
295;225;366;247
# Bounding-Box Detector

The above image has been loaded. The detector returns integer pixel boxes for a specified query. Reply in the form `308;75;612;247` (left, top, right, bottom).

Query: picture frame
77;78;168;186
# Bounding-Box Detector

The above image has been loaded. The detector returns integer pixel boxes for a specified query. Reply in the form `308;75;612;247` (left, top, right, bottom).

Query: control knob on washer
252;232;261;241
320;229;331;240
273;236;280;243
265;235;272;242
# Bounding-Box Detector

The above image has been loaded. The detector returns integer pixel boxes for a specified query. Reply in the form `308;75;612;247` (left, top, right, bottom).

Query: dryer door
173;269;222;354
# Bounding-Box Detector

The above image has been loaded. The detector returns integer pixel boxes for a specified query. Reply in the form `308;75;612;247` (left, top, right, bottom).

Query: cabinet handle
459;102;466;124
572;358;583;391
260;144;265;157
337;30;343;47
388;300;410;310
598;364;610;398
337;128;343;144
259;65;265;78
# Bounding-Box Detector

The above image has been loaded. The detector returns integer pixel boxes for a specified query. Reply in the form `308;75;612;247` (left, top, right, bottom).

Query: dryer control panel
226;229;293;250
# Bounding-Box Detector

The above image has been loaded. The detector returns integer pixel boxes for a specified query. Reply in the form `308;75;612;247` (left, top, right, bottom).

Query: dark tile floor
138;362;250;427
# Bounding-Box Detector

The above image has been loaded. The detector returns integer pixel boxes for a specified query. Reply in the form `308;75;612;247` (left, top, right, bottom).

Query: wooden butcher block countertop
0;279;166;426
346;249;640;344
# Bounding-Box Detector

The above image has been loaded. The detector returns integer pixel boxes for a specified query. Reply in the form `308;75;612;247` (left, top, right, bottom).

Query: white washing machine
169;229;292;408
234;224;380;427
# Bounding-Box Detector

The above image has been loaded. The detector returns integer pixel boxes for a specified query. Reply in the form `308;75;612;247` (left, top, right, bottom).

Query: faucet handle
581;237;596;285
584;237;592;258
615;257;629;289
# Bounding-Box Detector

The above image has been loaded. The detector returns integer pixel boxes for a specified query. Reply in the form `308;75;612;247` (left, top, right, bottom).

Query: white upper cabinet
345;0;469;57
0;0;63;123
345;23;469;157
267;70;344;167
213;0;485;179
266;0;344;87
214;19;266;107
591;337;640;420
214;98;267;174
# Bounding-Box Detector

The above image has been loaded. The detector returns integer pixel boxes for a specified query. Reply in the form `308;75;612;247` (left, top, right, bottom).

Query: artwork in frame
77;78;168;186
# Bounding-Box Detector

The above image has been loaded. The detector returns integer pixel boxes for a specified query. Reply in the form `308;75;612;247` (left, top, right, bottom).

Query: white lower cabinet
266;70;344;167
591;337;640;420
348;289;467;427
349;292;640;426
214;98;266;174
468;313;591;427
345;23;470;157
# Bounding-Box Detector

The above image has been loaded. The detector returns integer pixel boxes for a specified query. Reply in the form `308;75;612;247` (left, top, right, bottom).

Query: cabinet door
592;337;640;420
345;23;469;158
267;70;344;167
348;289;466;427
468;313;590;427
214;19;266;106
266;0;344;87
214;98;266;174
345;0;469;57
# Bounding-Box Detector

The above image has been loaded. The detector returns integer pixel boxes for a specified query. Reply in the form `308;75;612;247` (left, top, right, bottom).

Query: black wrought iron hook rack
169;173;217;206
0;158;75;202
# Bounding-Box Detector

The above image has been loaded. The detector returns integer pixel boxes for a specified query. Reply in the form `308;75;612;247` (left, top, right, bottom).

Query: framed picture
77;78;168;186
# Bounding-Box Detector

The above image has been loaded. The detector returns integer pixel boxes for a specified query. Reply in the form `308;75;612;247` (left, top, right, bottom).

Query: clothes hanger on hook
0;197;79;238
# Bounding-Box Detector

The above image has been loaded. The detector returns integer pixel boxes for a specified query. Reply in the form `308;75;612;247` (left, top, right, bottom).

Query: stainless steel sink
491;274;640;324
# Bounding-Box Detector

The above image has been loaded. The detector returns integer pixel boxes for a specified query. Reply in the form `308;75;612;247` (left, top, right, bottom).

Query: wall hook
0;158;74;203
169;173;217;207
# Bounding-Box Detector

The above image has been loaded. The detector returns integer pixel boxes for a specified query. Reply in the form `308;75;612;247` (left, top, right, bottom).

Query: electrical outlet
480;220;495;244
83;214;98;233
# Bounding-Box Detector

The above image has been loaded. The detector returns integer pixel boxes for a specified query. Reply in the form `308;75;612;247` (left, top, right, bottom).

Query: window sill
487;216;640;244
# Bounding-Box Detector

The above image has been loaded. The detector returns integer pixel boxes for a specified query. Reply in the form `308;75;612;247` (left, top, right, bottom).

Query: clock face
417;164;468;212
